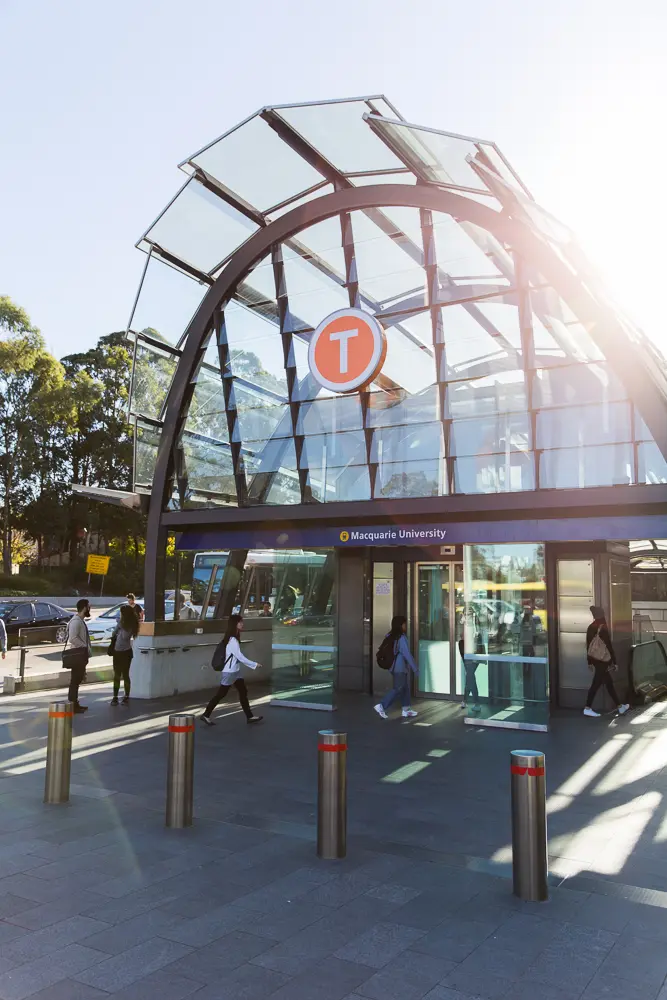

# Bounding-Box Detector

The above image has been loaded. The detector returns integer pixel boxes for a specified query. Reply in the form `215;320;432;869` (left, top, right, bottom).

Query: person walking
0;616;6;664
200;614;263;726
110;604;137;706
64;599;92;714
374;615;419;720
584;605;630;718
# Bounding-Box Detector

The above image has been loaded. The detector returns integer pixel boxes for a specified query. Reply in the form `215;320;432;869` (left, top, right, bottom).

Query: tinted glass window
9;604;33;622
35;603;52;620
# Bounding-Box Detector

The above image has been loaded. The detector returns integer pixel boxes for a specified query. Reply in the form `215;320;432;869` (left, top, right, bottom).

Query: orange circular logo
308;308;386;393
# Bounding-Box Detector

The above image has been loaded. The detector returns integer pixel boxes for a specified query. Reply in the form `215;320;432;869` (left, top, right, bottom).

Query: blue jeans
381;671;411;711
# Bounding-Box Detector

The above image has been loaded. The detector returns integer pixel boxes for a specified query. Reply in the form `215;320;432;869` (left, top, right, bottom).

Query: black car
0;601;72;647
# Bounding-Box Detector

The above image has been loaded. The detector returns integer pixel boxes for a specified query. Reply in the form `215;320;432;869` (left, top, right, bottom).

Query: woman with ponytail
200;614;263;726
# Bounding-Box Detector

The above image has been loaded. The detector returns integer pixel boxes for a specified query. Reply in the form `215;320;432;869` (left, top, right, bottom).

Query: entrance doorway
414;562;464;698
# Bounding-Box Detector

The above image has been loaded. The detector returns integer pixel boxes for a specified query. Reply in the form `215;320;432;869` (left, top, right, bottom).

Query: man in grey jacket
66;599;92;713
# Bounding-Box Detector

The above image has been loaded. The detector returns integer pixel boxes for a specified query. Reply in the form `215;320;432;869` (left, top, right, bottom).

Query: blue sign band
176;514;667;551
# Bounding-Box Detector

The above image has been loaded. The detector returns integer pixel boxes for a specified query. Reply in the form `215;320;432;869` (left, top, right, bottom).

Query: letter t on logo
329;328;359;374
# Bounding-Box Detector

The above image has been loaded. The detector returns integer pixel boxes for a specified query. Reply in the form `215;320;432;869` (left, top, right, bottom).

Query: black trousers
112;650;132;696
68;661;87;705
586;661;620;708
204;678;252;719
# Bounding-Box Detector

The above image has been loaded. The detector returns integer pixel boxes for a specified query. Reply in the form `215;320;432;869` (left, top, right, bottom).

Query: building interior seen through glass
171;545;335;708
125;98;667;510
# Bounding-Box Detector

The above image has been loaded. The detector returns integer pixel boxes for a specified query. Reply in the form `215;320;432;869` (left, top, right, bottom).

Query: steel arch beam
144;183;667;619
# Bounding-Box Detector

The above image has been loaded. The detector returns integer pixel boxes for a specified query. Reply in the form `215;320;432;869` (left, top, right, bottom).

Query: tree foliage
0;297;145;576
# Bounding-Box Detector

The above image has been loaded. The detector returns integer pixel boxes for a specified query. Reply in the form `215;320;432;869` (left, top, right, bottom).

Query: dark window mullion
341;211;376;499
272;244;312;502
513;252;538;489
215;307;248;505
420;208;450;495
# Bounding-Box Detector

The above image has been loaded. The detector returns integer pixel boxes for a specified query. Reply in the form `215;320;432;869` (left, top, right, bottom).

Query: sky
1;0;666;360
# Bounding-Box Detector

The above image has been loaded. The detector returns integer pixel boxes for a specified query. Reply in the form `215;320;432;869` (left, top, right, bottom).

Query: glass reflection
129;253;208;347
540;444;633;488
462;543;548;729
130;340;178;421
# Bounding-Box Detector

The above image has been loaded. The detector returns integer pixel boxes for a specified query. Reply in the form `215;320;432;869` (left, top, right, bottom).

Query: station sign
308;308;386;393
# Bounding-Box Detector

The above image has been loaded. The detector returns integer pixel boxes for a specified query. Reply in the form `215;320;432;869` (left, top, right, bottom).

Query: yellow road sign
86;554;110;576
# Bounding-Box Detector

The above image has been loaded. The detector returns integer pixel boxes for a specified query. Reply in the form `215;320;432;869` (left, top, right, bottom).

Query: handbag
588;626;611;663
61;647;89;670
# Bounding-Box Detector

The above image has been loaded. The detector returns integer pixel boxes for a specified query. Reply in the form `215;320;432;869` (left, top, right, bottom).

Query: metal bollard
44;702;73;804
510;749;548;901
18;634;27;691
317;730;347;859
166;714;195;829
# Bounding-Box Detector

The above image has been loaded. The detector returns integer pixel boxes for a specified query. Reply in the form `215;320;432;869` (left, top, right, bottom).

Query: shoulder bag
588;626;611;663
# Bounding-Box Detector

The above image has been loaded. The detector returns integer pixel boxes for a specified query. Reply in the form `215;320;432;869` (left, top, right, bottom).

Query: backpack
376;634;398;671
212;638;233;672
588;626;611;663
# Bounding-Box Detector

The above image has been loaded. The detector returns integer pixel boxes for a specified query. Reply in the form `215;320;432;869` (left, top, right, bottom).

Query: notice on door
375;581;392;596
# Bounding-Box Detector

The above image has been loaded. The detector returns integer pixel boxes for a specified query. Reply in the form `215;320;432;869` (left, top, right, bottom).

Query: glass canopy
126;95;667;508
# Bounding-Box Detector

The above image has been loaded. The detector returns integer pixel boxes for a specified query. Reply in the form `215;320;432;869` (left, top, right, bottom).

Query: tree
0;297;67;573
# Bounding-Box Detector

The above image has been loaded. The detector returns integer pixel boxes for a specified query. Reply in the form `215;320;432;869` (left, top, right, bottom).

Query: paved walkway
1;683;667;998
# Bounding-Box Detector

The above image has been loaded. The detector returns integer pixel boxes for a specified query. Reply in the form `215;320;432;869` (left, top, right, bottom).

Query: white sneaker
618;704;630;715
374;704;388;720
402;709;418;718
583;707;600;718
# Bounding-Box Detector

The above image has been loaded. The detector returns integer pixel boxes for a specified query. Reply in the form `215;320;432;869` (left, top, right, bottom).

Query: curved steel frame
144;183;667;619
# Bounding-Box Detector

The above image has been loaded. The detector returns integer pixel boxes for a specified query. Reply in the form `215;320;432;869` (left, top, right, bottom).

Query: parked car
87;601;146;645
0;601;72;648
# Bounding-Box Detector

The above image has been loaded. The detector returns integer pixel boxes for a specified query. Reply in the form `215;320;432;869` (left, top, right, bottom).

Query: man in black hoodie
583;605;629;717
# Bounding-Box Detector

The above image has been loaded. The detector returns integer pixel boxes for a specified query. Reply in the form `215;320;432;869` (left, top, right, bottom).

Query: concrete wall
130;619;272;699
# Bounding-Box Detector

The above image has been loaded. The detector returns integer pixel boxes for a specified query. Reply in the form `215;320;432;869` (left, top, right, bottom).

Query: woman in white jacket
200;614;263;726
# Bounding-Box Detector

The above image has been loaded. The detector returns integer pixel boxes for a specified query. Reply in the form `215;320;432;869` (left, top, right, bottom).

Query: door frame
412;560;464;700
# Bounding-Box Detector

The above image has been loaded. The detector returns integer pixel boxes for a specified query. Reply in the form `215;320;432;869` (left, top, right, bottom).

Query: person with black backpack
374;615;419;720
200;614;263;726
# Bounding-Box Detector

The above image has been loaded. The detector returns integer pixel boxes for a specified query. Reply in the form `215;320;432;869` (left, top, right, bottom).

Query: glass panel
448;371;527;417
246;436;301;505
462;543;548;729
533;364;627;408
297;395;363;435
376;460;444;499
282;253;350;331
373;421;446;498
283;216;346;272
530;287;604;363
433;215;513;280
278;101;405;173
130;339;178;420
302;431;371;503
179;432;236;508
450;412;531;456
348;171;416;186
367;117;489;190
441;303;510;379
223;301;288;398
638;442;667;484
540;444;634;489
536;401;631;449
349;211;426;304
454;452;535;494
129;253;208;346
478;144;529;192
189;114;325;211
265;183;334;220
382;326;435;394
259;548;336;709
142;177;258;274
134;421;161;488
417;564;452;695
368;385;439;427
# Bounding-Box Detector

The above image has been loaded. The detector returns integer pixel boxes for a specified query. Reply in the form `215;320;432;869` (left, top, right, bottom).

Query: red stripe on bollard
318;743;347;752
49;712;73;718
511;765;545;776
169;725;195;733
